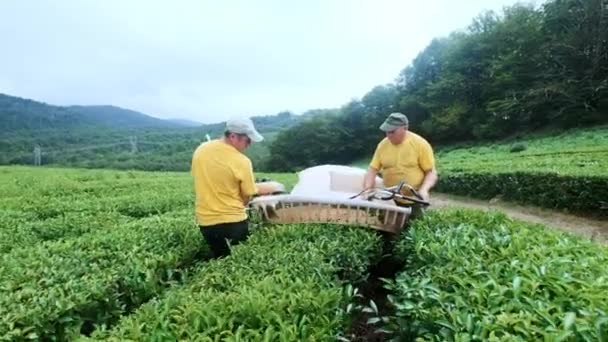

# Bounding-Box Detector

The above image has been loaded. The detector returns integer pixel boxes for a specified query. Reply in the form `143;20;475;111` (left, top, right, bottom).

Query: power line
19;136;205;165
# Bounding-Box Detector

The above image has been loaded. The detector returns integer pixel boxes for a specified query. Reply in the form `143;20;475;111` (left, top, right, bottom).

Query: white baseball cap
225;117;264;142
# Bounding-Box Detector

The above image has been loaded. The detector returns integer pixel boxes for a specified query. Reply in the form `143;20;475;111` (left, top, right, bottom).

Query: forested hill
69;105;185;129
1;94;96;131
0;92;329;170
0;93;189;131
0;93;315;135
265;0;608;171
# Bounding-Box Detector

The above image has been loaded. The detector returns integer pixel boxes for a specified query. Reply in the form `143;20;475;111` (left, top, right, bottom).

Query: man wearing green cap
363;112;438;216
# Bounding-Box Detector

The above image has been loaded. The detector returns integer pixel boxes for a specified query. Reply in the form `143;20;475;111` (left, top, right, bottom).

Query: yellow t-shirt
191;140;257;226
369;131;435;190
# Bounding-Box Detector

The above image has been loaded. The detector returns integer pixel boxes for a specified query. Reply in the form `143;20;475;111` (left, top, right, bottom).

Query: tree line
265;0;608;171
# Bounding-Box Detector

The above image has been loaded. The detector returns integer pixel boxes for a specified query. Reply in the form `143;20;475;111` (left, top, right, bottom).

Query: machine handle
354;180;430;206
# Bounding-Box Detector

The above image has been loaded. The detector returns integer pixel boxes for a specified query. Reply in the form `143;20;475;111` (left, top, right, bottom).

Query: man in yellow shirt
363;112;438;217
191;117;272;258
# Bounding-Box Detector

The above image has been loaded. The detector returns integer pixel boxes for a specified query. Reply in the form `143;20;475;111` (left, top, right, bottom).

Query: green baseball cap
379;112;409;132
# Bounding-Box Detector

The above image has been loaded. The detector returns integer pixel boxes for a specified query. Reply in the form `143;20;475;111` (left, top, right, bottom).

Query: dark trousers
373;202;425;276
199;219;249;258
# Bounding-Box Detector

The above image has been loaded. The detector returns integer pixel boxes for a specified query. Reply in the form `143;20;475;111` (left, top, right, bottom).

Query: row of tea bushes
87;223;383;341
436;172;608;218
377;209;608;341
0;210;207;341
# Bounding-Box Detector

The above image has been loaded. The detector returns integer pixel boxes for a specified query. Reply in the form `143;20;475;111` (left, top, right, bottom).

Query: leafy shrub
436;172;608;218
89;223;383;341
377;209;608;341
0;211;206;340
510;143;527;153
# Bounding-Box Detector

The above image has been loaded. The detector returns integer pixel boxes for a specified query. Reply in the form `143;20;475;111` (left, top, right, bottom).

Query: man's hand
417;167;437;202
256;181;286;195
418;188;430;202
356;188;376;201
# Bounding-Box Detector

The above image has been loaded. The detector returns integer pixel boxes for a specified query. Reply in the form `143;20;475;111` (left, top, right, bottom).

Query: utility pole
33;145;41;166
129;136;138;154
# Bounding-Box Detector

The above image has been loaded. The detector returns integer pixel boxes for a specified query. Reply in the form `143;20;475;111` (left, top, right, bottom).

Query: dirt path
430;193;608;244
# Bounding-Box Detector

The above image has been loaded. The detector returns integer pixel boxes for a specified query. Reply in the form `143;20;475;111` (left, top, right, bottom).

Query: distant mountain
0;93;98;131
69;105;182;128
0;93;188;132
166;118;202;127
0;92;339;172
1;93;337;135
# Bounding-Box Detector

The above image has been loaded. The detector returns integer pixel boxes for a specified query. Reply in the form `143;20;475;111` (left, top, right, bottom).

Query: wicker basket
249;165;413;233
249;194;410;233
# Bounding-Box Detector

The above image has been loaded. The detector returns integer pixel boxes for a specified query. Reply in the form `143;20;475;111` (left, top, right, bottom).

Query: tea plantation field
1;166;606;341
435;126;608;217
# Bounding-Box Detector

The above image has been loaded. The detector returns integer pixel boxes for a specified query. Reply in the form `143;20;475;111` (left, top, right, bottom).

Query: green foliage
436;172;608;218
267;116;358;172
89;223;382;341
2;166;608;341
436;126;608;176
433;126;608;216
0;93;324;172
0;211;206;340
0;211;128;254
378;209;608;341
0;167;209;340
0;166;377;341
509;143;527;153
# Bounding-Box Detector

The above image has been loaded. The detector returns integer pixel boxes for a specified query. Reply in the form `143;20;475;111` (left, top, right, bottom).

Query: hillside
0;93;324;171
0;93;98;131
435;126;608;217
69;105;184;128
0;93;188;131
436;126;608;177
166;118;203;127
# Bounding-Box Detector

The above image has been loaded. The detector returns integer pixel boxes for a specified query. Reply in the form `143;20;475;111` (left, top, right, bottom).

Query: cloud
0;0;528;123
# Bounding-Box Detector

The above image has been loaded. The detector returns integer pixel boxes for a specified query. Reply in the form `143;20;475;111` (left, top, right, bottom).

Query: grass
436;125;608;177
351;126;608;177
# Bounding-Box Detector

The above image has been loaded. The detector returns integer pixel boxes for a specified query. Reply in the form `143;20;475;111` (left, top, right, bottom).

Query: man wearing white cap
191;117;275;258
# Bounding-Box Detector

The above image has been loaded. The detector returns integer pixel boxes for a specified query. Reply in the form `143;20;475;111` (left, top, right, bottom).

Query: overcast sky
0;0;535;124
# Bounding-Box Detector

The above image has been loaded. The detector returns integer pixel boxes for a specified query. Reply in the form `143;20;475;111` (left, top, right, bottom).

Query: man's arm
417;167;438;201
239;159;257;205
363;167;379;190
241;181;285;205
256;181;285;195
365;143;383;191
